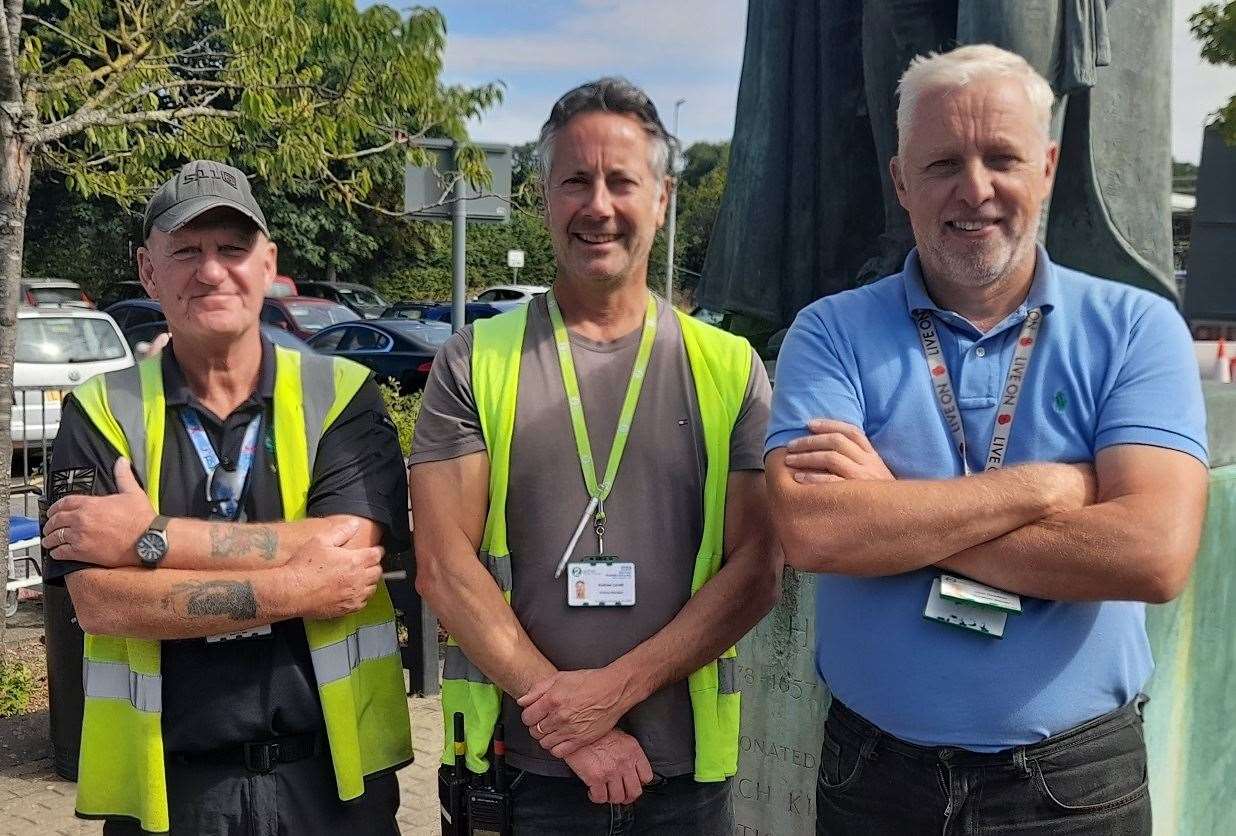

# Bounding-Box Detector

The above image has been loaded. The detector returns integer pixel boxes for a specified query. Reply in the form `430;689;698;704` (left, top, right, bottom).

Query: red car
260;296;359;340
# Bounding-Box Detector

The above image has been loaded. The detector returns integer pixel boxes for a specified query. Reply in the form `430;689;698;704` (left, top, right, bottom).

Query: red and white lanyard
914;308;1043;475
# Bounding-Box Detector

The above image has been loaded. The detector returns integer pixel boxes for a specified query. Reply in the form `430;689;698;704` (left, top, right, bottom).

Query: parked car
261;296;360;340
21;278;93;308
474;284;548;305
308;319;451;391
381;301;439;320
267;275;299;298
420;302;505;325
295;281;388;319
96;280;148;309
12;307;134;449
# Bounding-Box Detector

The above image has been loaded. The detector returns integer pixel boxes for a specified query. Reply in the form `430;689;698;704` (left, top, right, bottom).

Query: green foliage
19;1;502;209
0;657;34;717
378;382;422;457
675;143;730;289
1192;3;1236;144
22;176;136;297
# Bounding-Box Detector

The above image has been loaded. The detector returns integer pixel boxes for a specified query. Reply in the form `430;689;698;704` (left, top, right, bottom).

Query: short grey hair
896;44;1055;154
536;77;679;186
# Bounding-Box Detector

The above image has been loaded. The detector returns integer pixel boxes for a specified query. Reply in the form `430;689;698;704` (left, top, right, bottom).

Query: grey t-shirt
411;293;771;777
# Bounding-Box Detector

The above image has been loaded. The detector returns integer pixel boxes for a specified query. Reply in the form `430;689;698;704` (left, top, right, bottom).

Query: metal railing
7;386;56;616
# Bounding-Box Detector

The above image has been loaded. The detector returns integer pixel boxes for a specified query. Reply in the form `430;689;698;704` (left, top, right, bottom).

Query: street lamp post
665;98;685;307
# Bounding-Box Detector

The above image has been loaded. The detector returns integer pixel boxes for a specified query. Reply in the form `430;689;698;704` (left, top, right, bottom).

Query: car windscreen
27;286;82;305
285;303;360;331
387;321;452;348
17;317;127;363
335;286;387;307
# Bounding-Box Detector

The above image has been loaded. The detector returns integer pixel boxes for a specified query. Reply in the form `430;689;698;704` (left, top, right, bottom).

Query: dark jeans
101;750;400;836
815;696;1151;835
508;768;733;836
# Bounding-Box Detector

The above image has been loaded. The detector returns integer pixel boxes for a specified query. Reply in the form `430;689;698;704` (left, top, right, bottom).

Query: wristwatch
135;515;171;568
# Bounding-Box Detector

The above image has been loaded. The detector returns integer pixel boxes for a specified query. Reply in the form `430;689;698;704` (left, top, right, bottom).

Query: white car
11;307;134;450
473;284;549;305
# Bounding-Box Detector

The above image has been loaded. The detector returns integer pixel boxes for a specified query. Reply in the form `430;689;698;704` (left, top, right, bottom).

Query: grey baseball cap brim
150;195;268;238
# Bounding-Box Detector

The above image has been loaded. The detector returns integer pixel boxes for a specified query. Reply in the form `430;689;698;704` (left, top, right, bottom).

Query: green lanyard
546;289;658;537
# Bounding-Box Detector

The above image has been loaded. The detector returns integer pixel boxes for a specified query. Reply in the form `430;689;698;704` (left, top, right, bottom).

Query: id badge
566;557;635;607
206;624;272;643
924;577;1007;638
939;574;1022;613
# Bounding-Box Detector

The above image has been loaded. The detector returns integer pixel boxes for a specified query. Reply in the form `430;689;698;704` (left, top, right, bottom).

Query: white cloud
443;0;747;145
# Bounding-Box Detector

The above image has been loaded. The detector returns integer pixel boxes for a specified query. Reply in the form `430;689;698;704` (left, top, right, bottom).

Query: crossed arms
766;420;1209;603
49;458;386;639
409;451;781;803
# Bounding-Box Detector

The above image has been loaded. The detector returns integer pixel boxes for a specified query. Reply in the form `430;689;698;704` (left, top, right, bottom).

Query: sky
377;0;1236;164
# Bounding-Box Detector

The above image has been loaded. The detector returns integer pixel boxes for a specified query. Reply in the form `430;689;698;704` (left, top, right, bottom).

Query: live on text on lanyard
548;290;657;608
914;306;1043;637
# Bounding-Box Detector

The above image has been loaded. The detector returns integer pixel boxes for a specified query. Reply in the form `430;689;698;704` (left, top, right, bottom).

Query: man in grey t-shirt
410;78;780;834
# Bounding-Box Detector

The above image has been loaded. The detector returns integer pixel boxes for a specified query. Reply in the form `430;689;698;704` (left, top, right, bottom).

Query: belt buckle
243;741;280;774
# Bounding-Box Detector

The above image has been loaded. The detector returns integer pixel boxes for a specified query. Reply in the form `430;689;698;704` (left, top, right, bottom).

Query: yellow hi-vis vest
70;346;414;833
440;303;752;781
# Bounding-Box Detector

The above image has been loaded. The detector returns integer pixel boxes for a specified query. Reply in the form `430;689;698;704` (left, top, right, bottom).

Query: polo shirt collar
902;244;1060;331
161;333;276;408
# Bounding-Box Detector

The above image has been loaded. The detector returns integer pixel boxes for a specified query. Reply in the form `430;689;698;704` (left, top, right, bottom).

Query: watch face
136;532;167;565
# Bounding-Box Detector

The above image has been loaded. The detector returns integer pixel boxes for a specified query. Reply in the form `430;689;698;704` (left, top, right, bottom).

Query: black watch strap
149;514;170;534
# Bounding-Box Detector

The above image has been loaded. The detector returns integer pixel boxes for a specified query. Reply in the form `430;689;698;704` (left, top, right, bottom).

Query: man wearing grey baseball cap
42;160;415;833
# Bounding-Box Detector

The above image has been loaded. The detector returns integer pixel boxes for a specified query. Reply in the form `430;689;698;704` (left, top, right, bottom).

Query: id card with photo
924;577;1007;638
566;559;635;607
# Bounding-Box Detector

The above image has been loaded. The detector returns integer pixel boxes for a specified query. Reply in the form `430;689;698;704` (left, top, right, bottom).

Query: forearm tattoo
209;524;279;562
163;580;258;621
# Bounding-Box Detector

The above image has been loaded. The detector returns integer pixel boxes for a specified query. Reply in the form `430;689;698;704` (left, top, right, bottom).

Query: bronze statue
700;0;1174;332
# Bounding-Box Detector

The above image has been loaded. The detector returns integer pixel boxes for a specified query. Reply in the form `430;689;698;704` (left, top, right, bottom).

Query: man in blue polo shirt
765;45;1209;835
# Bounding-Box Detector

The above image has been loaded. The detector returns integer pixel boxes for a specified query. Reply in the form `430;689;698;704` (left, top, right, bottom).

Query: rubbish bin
43;580;83;781
41;493;83;781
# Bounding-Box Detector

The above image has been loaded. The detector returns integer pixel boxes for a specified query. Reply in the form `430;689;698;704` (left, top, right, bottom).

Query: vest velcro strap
482;550;512;592
443;645;492;684
83;659;162;713
310;621;399;686
717;657;739;695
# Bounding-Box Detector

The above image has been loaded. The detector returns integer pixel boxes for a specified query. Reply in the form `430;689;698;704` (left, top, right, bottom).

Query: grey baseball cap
143;160;268;241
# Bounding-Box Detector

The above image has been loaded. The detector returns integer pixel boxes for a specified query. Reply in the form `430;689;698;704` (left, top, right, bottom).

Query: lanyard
914;308;1043;475
546;289;657;526
180;409;263;520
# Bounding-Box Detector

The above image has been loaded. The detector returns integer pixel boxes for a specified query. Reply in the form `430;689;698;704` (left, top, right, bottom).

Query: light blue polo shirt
766;246;1207;751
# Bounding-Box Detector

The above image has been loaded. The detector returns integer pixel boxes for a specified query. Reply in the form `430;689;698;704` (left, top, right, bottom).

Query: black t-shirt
45;338;411;753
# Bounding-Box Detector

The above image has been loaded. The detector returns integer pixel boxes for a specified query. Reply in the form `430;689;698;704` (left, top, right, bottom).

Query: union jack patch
50;466;97;500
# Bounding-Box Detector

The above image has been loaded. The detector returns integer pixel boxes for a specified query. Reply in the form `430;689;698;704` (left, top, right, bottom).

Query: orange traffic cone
1215;339;1232;383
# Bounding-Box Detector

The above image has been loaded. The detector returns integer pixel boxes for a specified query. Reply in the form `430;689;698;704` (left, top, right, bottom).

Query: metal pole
665;98;685;306
451;173;467;333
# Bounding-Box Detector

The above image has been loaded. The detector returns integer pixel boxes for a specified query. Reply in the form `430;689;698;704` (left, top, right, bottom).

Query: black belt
169;731;324;774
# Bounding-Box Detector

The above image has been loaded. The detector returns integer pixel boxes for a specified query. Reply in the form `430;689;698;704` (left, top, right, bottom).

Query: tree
1192;2;1236;143
0;0;499;644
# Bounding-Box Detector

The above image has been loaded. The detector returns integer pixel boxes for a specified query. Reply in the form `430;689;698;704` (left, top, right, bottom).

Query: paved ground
0;696;442;836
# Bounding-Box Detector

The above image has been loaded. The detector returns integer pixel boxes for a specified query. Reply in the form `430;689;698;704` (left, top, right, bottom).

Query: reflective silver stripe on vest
442;644;492;684
718;657;739;695
311;621;399;686
103;364;147;481
83;659;162;713
296;350;340;477
481;549;512;592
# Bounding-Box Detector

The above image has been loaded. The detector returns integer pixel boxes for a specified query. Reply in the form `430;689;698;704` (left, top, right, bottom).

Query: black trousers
101;750;400;836
815;696;1151;835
